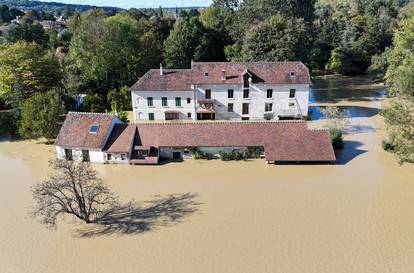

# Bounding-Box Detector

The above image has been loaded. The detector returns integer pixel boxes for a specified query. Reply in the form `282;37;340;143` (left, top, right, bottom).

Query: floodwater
1;75;414;273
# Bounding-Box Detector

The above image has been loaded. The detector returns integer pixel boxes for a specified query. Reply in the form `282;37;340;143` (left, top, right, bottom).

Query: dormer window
290;71;296;77
89;124;100;134
204;72;209;77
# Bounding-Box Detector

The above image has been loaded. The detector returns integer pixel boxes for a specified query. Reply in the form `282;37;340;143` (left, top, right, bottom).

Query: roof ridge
133;120;306;125
192;61;303;64
68;111;113;116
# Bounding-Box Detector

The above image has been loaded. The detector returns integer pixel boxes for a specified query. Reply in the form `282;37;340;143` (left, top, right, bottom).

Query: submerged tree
321;106;349;149
31;160;120;228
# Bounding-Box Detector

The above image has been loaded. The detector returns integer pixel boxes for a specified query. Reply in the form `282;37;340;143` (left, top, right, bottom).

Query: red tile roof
57;114;335;162
104;124;136;153
130;62;311;91
130;69;192;91
133;121;335;162
191;62;311;85
55;112;116;150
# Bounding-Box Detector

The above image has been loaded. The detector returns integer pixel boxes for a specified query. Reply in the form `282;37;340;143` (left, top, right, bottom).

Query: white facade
131;83;309;121
132;90;196;121
55;114;124;164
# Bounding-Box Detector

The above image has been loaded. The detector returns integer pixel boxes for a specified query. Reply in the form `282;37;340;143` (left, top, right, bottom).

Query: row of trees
382;7;414;163
0;1;413;164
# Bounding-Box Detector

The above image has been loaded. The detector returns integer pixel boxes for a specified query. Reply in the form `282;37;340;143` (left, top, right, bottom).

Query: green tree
6;18;49;48
238;15;307;62
108;85;131;108
0;42;62;107
19;90;66;139
0;4;12;23
383;9;414;163
164;16;223;68
66;10;160;97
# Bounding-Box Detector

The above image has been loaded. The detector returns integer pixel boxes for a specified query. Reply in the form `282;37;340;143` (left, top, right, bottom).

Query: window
187;98;191;104
242;103;249;115
266;89;273;98
228;103;234;112
243;74;250;88
289;102;295;107
175;97;181;107
148;113;155;120
290;71;295;77
162;97;168;106
187;112;192;118
265;103;273;112
289;89;296;98
107;154;112;161
243;89;249;98
165;112;179;120
204;72;209;77
205;89;211;99
89;124;99;134
228;89;234;99
242;117;250;120
121;154;127;161
147;97;153;107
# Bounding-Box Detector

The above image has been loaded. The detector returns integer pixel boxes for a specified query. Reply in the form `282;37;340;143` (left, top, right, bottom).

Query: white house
130;62;311;121
55;112;124;163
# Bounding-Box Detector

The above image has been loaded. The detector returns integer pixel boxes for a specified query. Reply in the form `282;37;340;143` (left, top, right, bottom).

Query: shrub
382;139;395;151
329;127;344;149
220;149;247;161
192;149;214;160
0;109;19;136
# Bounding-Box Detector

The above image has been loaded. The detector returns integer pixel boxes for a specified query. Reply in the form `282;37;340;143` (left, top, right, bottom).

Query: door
172;152;182;160
82;150;90;162
65;149;73;160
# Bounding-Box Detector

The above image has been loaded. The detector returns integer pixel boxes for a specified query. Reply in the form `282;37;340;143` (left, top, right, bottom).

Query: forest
0;0;413;163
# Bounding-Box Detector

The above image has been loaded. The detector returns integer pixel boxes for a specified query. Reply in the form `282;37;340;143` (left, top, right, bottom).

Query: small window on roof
290;71;296;77
204;72;209;76
89;124;100;134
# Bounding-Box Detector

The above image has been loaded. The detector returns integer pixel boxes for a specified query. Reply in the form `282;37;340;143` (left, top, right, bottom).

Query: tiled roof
130;62;311;91
104;124;137;153
132;121;335;162
130;69;192;91
191;62;311;85
55;112;115;150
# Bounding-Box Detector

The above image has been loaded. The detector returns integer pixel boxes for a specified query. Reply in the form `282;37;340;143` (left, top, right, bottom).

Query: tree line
0;0;412;163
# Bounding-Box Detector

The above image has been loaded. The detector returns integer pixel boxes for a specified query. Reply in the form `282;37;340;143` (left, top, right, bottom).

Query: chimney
221;69;226;81
160;63;163;76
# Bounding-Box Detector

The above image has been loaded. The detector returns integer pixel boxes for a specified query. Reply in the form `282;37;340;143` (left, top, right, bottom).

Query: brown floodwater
1;75;414;273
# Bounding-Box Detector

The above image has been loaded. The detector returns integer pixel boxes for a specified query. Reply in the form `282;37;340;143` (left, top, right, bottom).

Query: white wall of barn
55;146;65;160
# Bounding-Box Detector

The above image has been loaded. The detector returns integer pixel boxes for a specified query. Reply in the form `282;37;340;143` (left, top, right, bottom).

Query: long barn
55;112;336;165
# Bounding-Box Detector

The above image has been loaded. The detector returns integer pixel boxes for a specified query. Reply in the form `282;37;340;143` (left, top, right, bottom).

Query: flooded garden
0;75;413;273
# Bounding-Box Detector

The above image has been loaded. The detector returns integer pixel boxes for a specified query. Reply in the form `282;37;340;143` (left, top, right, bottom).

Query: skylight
89;125;100;134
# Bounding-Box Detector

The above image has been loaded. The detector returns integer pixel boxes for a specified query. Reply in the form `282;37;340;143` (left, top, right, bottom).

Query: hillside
0;0;122;13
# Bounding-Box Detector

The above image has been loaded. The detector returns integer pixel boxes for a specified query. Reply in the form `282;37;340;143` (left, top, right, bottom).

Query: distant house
38;20;67;32
130;62;311;122
55;112;336;165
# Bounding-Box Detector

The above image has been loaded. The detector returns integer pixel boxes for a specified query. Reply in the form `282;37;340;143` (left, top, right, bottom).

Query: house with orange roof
55;112;335;165
130;62;311;122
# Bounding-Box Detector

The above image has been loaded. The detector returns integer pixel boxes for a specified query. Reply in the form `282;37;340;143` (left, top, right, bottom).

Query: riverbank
1;75;414;273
